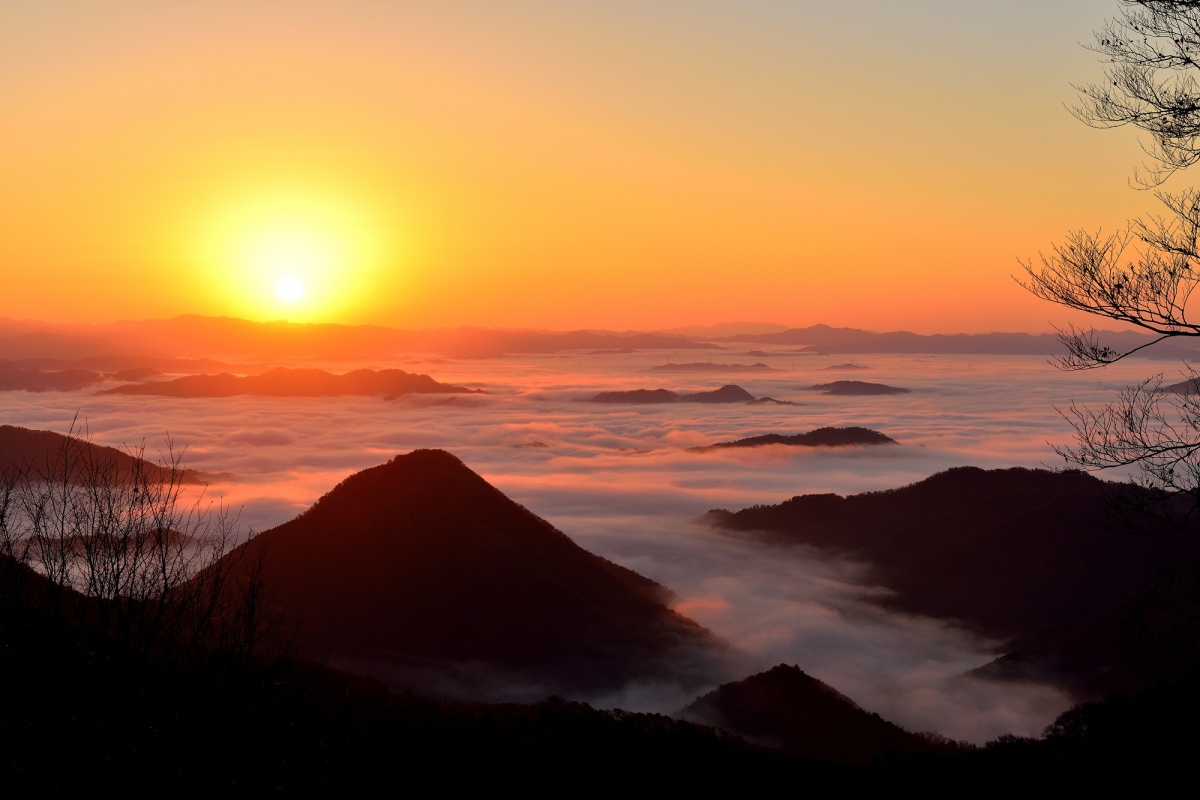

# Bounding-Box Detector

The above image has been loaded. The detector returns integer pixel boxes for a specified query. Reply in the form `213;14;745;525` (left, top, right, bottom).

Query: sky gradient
1;0;1151;332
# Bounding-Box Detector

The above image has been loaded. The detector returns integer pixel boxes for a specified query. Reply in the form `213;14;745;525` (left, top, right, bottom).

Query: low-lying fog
3;350;1160;741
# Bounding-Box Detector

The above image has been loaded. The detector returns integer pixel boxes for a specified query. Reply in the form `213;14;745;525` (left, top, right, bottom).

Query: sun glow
200;188;392;322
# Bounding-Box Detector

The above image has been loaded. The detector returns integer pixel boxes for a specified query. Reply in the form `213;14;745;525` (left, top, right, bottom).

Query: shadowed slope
677;665;940;764
224;449;724;700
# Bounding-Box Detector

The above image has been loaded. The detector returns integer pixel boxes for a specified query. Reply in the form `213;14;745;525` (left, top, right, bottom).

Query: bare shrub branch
0;421;284;668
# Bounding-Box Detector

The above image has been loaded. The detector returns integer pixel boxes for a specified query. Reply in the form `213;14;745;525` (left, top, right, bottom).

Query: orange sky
0;1;1157;333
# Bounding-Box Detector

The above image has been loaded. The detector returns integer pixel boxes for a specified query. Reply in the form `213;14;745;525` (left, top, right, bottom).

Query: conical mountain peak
221;450;723;701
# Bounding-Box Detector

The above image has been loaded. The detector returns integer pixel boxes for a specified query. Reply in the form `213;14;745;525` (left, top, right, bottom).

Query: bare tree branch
0;422;285;669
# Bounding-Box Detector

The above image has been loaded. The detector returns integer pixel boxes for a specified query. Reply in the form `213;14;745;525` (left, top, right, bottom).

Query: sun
200;188;391;322
276;274;305;303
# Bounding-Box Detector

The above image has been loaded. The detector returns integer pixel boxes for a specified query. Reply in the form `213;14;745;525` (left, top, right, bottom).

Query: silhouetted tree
0;421;279;668
1022;1;1200;677
1073;2;1200;187
1021;2;1200;527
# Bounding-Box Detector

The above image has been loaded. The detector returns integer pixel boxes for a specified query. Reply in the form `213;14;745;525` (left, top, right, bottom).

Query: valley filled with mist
2;317;1183;745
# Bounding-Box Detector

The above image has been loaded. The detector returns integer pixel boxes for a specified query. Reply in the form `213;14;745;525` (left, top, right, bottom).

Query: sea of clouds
0;348;1166;741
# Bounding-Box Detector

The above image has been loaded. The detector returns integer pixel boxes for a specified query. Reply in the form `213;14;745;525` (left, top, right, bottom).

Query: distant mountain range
4;315;1193;362
718;323;1200;359
218;449;726;700
704;467;1200;698
100;367;477;399
0;315;716;363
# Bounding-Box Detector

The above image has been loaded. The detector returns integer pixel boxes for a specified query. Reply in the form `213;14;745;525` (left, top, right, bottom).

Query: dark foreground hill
8;554;1200;795
676;664;943;764
100;367;477;399
692;427;896;452
218;449;725;701
704;467;1200;698
0;555;824;796
5;491;1200;793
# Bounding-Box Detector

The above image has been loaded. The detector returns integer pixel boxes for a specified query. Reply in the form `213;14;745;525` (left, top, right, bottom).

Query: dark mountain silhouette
8;539;1200;792
648;361;782;373
676;664;942;763
691;427;896;452
100;367;478;399
719;323;1200;361
216;449;725;700
704;467;1200;697
0;363;105;392
589;384;758;404
1;551;848;794
683;384;758;403
807;380;909;395
823;362;870;371
0;425;218;484
746;396;800;406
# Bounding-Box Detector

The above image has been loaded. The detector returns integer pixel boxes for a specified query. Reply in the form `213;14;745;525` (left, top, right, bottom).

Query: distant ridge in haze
93;316;718;360
100;367;478;399
14;314;1196;362
2;316;718;362
220;449;725;701
720;323;1200;360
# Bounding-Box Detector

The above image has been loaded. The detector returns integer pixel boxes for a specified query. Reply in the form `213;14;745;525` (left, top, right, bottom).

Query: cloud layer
0;349;1158;741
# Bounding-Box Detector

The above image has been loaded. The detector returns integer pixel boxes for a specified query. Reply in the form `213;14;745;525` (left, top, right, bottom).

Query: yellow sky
0;1;1155;333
